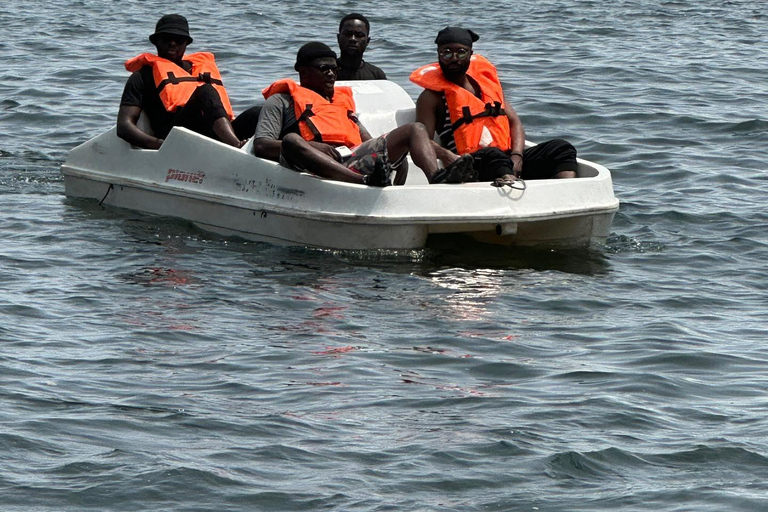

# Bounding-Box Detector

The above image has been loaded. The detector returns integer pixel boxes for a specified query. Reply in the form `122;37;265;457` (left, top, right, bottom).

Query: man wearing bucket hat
117;14;243;149
411;27;577;186
251;41;474;186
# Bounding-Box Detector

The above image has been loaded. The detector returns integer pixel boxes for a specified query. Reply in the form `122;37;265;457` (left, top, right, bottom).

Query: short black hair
339;13;370;33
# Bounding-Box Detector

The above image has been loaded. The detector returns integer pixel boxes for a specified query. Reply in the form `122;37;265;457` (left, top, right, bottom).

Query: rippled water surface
2;1;768;510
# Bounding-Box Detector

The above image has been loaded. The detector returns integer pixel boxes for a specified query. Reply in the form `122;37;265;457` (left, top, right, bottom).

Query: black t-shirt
336;60;387;81
119;60;192;139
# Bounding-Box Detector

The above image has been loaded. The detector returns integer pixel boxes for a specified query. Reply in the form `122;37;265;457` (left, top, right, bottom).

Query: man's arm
355;116;372;142
252;94;343;161
415;89;441;138
116;104;163;149
116;72;163;149
252;95;291;161
415;89;460;165
502;90;526;174
251;138;282;161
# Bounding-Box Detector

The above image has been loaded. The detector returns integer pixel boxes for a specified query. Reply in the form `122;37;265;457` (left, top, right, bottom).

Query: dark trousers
472;139;577;181
173;84;230;140
232;105;263;140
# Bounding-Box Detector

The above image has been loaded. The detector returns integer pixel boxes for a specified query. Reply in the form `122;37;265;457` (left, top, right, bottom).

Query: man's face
337;19;370;58
154;34;188;63
300;57;338;98
438;43;472;79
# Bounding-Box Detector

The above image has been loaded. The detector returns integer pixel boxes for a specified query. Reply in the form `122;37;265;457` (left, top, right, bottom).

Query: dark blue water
2;1;768;510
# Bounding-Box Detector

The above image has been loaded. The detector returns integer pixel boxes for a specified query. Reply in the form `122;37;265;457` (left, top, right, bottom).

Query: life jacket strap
450;101;506;131
298;104;324;142
156;71;224;92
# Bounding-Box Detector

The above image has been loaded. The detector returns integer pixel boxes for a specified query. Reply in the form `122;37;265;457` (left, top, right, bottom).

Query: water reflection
425;268;505;322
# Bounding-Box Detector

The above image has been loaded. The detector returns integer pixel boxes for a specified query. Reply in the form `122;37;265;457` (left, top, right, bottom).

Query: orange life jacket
125;52;234;119
410;54;511;154
261;79;362;148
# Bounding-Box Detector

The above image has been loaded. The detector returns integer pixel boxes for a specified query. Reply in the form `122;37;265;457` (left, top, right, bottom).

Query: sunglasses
310;64;339;74
155;34;189;45
439;48;470;60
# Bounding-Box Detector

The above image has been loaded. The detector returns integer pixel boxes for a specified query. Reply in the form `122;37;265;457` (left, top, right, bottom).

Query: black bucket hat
149;14;193;45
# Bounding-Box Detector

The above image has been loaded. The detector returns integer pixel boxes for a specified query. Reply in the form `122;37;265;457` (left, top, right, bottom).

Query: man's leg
175;84;242;148
384;123;440;181
522;139;578;179
384;123;474;184
232;104;263;140
281;133;366;184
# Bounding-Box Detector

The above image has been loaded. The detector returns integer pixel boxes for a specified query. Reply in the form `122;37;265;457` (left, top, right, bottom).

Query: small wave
653;444;768;467
546;443;768;484
729;119;768;134
605;234;666;254
545;450;618;479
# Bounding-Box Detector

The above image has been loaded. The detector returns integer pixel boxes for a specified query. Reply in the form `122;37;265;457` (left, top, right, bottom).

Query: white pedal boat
61;80;619;250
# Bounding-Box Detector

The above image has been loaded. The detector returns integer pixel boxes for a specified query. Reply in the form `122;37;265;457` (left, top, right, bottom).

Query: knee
404;122;429;144
194;83;219;100
411;122;427;136
550;138;577;156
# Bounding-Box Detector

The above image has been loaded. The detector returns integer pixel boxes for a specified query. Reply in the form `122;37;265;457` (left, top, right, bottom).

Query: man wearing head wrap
117;14;243;149
336;13;387;80
252;42;475;186
411;27;577;185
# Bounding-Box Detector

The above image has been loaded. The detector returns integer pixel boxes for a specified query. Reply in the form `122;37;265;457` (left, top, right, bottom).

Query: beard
439;58;471;80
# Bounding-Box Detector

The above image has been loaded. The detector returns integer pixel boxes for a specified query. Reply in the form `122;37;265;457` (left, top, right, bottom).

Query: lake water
2;1;767;510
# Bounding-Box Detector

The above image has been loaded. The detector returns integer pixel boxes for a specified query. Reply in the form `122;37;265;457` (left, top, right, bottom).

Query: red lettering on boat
165;168;205;184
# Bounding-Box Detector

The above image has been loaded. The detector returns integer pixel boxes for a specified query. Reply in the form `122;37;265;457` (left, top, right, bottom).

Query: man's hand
308;141;344;161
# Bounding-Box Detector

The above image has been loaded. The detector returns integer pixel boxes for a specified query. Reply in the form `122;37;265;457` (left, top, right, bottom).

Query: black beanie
434;26;479;47
295;42;338;71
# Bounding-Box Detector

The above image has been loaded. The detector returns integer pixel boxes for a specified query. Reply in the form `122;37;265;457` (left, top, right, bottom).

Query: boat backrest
356;108;416;137
341;80;417;138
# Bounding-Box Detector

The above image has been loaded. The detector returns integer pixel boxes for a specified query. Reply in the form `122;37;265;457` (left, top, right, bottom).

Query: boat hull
61;81;619;250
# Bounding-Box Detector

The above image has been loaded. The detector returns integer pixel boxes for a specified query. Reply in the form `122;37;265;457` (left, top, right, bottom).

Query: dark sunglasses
156;34;189;45
311;64;339;74
439;48;470;60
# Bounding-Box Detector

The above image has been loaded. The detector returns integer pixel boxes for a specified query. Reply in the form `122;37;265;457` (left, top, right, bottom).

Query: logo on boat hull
166;169;205;184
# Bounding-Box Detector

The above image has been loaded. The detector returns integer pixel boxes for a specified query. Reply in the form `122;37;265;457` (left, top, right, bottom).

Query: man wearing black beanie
411;27;578;186
252;42;475;186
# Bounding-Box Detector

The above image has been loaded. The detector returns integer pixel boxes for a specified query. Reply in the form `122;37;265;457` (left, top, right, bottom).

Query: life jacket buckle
461;106;473;124
299;104;315;120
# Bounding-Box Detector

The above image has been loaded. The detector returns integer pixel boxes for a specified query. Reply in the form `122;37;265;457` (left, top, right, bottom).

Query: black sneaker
362;157;391;187
432;154;476;184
